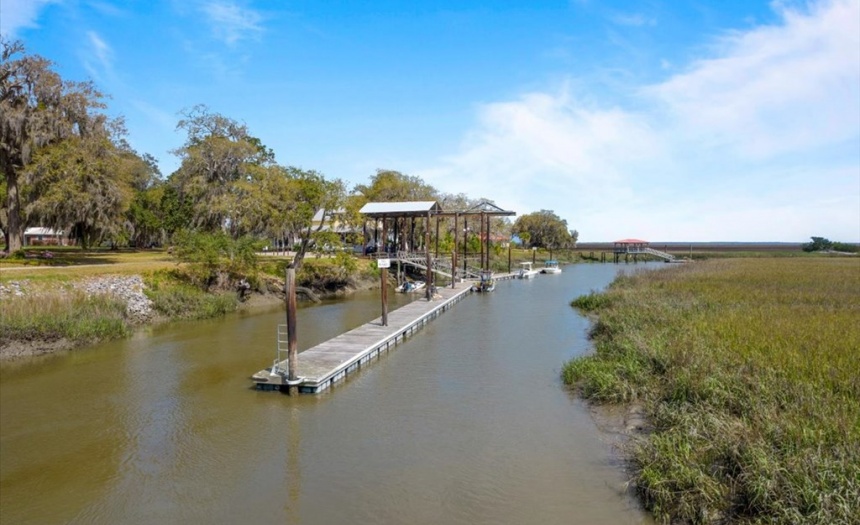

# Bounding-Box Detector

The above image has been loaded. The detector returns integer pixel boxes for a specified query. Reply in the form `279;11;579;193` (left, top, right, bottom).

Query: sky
2;0;858;242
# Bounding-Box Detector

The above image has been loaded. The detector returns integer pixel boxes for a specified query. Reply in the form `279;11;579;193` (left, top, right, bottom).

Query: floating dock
252;280;479;393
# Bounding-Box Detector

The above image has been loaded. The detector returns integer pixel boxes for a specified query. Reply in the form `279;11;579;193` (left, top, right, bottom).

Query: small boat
541;260;562;274
472;271;496;292
518;262;540;279
398;280;426;293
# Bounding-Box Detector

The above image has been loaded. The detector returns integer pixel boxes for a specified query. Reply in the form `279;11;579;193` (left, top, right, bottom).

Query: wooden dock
252;281;477;393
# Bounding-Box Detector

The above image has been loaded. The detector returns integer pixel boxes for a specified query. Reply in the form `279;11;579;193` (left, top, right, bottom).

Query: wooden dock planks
252;281;475;393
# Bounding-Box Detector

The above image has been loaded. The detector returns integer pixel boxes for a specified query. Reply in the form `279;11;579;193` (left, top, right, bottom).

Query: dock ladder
273;324;289;376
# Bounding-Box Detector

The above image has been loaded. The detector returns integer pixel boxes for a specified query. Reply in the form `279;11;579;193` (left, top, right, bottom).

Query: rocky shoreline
0;273;379;360
0;275;156;322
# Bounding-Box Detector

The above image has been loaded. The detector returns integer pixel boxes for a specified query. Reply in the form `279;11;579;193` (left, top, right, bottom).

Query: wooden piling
381;218;388;326
286;266;299;395
425;212;432;300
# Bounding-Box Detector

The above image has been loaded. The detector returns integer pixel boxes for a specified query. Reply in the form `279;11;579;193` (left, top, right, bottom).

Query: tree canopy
1;39;107;250
1;39;155;251
170;105;275;235
513;210;573;250
353;169;438;203
1;40;573;263
802;236;858;253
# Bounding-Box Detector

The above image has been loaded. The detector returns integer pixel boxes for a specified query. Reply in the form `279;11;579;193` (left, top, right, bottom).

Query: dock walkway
252;281;476;393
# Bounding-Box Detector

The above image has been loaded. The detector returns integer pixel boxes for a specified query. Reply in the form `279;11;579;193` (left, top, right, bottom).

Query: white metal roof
24;227;63;236
312;208;346;222
359;201;441;215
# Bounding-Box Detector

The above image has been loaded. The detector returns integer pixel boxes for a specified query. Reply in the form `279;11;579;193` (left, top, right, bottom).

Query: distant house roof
312;208;345;222
614;238;649;244
359;201;442;217
24;227;63;236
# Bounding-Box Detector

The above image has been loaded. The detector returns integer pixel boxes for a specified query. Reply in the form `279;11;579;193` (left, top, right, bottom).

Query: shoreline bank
0;272;379;360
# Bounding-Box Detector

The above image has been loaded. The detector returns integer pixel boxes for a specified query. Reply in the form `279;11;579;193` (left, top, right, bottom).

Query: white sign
377;258;391;269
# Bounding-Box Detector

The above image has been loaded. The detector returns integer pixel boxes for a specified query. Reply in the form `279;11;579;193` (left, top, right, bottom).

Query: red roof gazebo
613;238;649;253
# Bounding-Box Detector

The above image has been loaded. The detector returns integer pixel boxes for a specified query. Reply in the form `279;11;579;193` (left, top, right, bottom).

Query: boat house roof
614;238;649;245
359;201;442;218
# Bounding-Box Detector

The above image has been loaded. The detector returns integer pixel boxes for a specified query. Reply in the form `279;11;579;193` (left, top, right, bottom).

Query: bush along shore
564;258;860;525
0;258;379;359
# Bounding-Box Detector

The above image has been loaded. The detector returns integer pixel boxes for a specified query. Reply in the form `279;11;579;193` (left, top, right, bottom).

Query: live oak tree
24;121;149;249
170;105;275;236
513;210;573;253
1;39;106;251
353;169;437;203
124;153;164;247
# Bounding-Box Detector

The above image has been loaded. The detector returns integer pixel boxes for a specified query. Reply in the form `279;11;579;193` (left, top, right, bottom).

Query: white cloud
0;0;61;38
81;30;114;82
201;0;263;46
85;1;125;18
417;0;860;242
647;0;860;159
610;13;657;27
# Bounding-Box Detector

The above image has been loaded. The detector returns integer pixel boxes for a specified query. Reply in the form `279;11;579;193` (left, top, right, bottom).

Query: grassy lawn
0;248;178;282
564;258;860;524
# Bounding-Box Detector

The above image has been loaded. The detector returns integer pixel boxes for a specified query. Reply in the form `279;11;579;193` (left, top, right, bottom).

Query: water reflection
1;265;659;524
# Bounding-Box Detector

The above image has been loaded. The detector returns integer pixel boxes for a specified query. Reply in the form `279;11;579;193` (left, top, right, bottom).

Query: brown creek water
0;263;658;524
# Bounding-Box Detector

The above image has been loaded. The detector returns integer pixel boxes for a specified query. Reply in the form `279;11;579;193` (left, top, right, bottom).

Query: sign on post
377;258;391;269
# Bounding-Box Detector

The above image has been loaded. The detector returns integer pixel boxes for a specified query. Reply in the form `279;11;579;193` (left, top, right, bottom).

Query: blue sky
2;0;858;242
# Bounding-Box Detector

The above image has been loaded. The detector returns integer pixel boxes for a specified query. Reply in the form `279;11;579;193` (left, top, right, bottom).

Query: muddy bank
0;273;381;360
0;338;77;360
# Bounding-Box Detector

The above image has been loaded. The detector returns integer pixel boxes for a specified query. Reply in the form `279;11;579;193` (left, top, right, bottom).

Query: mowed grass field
0;248;177;282
564;258;860;524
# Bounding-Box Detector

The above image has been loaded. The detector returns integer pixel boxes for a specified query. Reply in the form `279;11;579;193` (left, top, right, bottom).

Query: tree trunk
81;225;90;250
5;173;22;252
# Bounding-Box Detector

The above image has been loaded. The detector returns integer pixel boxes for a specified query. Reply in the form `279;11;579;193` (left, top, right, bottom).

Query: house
24;227;68;246
311;208;358;243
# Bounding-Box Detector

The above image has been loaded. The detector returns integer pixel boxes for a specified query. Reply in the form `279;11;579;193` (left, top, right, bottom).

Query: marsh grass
564;258;860;524
0;291;130;345
143;269;238;320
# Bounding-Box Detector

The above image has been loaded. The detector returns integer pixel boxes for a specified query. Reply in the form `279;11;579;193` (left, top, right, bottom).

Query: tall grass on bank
0;292;130;345
144;270;238;320
564;258;860;524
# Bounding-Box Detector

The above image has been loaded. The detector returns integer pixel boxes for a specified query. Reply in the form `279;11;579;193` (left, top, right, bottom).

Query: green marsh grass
564;258;860;524
144;269;238;320
0;291;130;345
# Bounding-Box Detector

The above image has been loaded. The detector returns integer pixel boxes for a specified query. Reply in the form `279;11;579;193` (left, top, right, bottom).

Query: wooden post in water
381;266;388;326
508;243;511;274
285;266;299;395
463;216;468;275
485;212;491;271
479;213;485;272
435;215;440;259
381;218;388;326
452;213;459;288
425;211;432;300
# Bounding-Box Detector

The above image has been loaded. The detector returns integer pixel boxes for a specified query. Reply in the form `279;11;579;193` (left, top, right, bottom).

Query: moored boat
541;260;562;274
518;262;540;279
398;280;426;293
472;270;496;292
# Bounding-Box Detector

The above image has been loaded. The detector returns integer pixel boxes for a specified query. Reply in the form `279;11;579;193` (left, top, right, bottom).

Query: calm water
1;263;658;524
